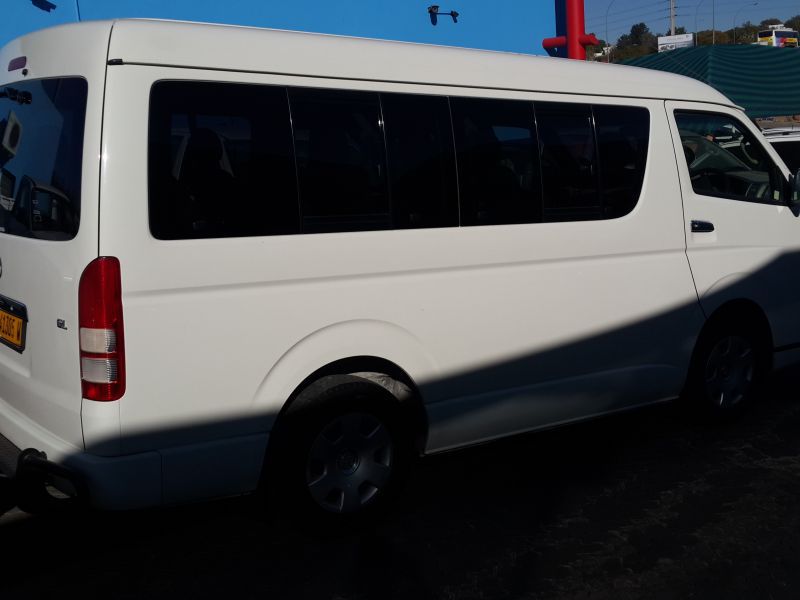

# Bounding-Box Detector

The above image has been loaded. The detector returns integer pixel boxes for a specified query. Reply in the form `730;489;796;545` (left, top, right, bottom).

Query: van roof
7;18;735;107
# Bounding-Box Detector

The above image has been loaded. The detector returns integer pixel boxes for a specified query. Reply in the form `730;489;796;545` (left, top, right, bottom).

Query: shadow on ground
2;367;800;600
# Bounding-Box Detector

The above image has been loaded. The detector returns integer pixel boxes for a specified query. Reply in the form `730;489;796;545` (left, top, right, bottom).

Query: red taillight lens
78;257;125;401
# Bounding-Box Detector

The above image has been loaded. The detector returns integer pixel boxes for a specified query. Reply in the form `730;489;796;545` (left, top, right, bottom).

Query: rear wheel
267;378;412;529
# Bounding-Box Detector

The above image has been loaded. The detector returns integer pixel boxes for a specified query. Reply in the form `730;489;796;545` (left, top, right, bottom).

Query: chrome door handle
691;220;715;233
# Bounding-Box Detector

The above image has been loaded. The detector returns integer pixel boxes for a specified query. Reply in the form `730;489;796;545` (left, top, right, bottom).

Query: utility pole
712;0;716;44
670;0;676;35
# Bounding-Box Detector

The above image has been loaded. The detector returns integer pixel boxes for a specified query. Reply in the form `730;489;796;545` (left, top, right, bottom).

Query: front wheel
684;324;768;420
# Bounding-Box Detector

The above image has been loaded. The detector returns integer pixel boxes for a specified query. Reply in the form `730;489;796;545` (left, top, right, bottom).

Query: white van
1;19;799;520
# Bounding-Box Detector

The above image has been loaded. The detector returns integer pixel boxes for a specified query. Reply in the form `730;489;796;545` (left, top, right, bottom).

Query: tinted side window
289;88;389;233
536;103;600;222
0;78;87;240
380;93;458;229
450;97;542;226
594;105;649;219
675;111;782;204
149;81;299;239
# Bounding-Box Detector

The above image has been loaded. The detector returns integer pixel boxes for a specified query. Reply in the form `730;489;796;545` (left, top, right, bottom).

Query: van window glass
149;81;299;239
380;93;458;229
594;105;649;218
770;139;800;173
289;88;390;233
675;111;782;204
0;78;87;240
450;97;542;226
536;103;601;222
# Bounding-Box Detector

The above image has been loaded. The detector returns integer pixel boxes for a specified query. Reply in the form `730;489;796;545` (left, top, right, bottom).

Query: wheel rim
704;335;755;409
306;412;393;514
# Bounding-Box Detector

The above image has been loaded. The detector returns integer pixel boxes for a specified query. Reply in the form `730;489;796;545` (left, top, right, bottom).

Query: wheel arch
276;357;428;455
254;320;436;462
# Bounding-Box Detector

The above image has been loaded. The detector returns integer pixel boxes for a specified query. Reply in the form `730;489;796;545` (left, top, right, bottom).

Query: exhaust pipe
13;448;88;513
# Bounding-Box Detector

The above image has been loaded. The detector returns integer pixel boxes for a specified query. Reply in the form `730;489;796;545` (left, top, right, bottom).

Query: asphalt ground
1;366;799;600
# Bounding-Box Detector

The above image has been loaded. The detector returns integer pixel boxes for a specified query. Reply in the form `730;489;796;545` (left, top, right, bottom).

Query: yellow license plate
0;308;23;349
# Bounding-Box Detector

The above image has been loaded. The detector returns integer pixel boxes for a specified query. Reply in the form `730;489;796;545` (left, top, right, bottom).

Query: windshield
0;78;87;240
776;31;798;38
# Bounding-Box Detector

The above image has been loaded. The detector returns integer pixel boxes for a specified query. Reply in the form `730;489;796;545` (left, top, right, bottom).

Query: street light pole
733;2;758;45
712;0;716;44
604;0;617;63
695;0;705;45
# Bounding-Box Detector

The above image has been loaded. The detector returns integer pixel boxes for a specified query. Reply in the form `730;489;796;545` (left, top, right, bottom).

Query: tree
785;15;800;32
759;18;783;27
730;21;758;44
695;29;730;46
613;22;657;61
585;34;607;61
656;26;687;37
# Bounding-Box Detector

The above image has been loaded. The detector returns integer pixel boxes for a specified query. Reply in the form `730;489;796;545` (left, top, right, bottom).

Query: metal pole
605;0;617;63
670;0;676;35
695;0;705;45
733;2;758;45
712;0;715;44
75;0;81;21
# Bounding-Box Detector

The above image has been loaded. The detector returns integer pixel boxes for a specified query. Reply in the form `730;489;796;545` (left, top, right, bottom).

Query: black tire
683;321;769;421
265;377;413;531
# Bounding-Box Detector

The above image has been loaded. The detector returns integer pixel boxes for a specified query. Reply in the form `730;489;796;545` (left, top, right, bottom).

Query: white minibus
1;19;799;522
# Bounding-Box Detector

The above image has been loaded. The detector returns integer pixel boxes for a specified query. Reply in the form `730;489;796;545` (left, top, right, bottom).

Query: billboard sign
658;33;694;52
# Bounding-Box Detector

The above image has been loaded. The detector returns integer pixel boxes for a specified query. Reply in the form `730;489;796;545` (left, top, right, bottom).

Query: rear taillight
78;257;125;401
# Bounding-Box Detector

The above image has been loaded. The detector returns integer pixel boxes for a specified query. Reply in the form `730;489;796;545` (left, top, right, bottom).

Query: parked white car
763;126;800;173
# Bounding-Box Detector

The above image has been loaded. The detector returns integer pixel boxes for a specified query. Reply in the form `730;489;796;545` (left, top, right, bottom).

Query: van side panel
99;64;702;502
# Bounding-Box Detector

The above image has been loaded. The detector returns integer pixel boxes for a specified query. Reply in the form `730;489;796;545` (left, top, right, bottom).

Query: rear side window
149;81;299;239
149;82;653;239
594;105;649;219
289;88;390;233
380;93;459;229
450;97;542;226
536;103;600;222
0;78;87;240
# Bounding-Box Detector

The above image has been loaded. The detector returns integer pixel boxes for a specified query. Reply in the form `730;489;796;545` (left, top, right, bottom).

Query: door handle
691;220;715;233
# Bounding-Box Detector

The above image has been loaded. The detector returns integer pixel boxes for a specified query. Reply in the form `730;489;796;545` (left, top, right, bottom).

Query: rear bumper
63;449;163;509
0;429;161;510
0;429;268;510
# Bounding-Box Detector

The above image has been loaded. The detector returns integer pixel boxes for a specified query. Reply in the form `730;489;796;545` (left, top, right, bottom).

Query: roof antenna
428;6;460;26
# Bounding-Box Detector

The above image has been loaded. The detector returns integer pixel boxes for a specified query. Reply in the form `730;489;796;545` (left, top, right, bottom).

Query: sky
0;1;553;54
2;1;800;54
